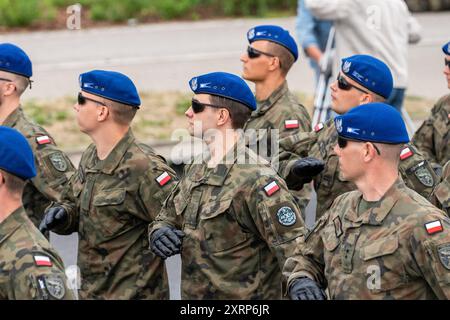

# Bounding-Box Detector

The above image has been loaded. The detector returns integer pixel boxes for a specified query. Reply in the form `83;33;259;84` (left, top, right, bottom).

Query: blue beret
443;41;450;55
79;70;141;108
189;72;256;111
247;25;298;61
334;103;409;144
0;126;36;180
341;55;393;99
0;43;32;78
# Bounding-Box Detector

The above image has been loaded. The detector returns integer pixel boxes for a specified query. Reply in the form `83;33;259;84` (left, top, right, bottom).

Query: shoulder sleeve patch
34;255;52;267
156;171;171;186
284;119;299;129
264;180;280;196
425;220;443;235
400;147;413;160
314;122;324;132
36;135;52;145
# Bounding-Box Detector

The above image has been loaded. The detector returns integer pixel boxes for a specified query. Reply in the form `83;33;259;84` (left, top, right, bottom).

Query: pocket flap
320;225;340;252
200;198;233;220
360;236;398;261
173;193;188;216
92;188;126;206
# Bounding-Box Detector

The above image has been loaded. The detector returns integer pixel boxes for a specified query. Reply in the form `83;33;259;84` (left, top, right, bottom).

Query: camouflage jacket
430;160;450;215
0;207;74;300
2;107;75;228
244;81;312;210
53;130;177;299
413;94;450;168
284;178;450;300
151;144;305;299
281;119;440;218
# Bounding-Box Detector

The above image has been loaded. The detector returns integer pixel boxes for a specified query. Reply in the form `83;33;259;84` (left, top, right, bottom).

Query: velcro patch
400;147;413;160
36;135;52;145
34;255;52;267
284;119;299;129
438;243;450;270
264;181;280;196
425;220;443;235
314;123;324;132
156;171;171;186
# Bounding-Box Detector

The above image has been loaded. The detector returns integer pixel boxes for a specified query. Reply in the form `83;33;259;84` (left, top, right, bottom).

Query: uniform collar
344;176;404;225
0;206;28;245
86;129;135;174
2;106;23;127
252;81;289;116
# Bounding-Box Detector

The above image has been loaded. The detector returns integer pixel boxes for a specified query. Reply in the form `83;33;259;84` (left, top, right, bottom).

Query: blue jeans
386;88;405;112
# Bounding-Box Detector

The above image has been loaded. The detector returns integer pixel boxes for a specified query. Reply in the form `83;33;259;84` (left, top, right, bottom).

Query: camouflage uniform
2;107;75;228
281;119;440;218
51;130;177;299
151;145;305;299
430;160;450;215
0;207;74;300
413;94;450;168
243;81;312;210
284;178;450;299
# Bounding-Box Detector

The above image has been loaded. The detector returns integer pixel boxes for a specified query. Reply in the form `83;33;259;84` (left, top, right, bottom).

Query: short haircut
209;95;252;129
371;92;386;103
377;143;403;166
267;42;295;76
0;169;25;194
107;100;138;125
11;74;30;96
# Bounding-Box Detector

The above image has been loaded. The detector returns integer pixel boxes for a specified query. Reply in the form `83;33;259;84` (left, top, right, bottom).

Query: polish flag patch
425;220;443;235
400;147;413;160
314;123;324;132
264;181;280;196
156;171;171;186
36;135;51;145
34;255;52;267
284;120;299;129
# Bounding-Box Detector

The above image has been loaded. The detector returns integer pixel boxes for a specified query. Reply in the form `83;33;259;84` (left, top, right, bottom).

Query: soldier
284;103;450;300
0;43;75;230
412;41;450;170
149;72;305;299
240;25;314;211
430;160;449;215
39;70;177;299
0;126;74;300
283;54;439;218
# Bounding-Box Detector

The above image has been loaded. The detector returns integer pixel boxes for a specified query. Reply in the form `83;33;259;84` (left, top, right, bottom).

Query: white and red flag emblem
264;181;280;196
156;172;171;186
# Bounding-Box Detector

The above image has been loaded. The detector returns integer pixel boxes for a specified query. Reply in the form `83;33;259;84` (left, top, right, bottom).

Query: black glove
39;206;68;234
289;277;327;300
150;226;185;260
286;157;325;190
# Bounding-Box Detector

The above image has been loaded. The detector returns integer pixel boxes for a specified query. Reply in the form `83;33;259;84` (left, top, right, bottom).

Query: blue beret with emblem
247;25;298;61
79;70;141;108
443;41;450;55
341;55;393;99
334;102;409;144
0;126;36;180
189;72;256;111
0;43;32;78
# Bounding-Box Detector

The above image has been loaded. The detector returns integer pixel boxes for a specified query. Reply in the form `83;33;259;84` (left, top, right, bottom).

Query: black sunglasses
445;58;450;68
78;92;106;106
337;74;369;94
191;99;224;113
337;136;381;155
247;45;276;59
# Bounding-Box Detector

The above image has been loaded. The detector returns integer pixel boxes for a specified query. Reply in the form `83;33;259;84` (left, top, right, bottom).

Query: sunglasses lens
337;76;351;91
78;93;86;105
337;136;347;149
191;100;205;113
445;59;450;67
247;47;260;59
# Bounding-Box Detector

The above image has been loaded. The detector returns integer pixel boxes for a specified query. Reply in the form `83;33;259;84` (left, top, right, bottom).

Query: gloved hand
150;226;185;260
285;157;325;190
39;206;68;234
289;277;327;300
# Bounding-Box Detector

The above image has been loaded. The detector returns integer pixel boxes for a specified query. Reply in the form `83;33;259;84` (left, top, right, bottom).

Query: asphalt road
2;12;449;102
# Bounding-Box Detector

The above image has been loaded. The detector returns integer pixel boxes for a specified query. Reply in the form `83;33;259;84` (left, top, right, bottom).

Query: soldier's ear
97;105;109;122
217;108;230;127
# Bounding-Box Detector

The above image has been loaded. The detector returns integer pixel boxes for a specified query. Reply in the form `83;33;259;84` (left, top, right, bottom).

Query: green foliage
175;96;191;116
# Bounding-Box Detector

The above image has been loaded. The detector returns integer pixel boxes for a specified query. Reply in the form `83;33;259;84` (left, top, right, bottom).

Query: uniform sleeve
305;0;354;20
410;214;450;299
238;174;305;271
9;251;75;300
412;102;440;167
283;211;330;292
